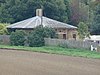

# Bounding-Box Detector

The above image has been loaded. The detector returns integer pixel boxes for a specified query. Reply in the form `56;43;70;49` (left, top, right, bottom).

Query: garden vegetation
10;26;56;47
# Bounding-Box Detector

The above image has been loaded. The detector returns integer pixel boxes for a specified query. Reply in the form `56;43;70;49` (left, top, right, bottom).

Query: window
63;34;66;39
73;34;76;40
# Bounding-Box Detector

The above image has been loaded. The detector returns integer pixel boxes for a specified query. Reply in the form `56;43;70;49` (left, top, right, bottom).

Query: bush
78;22;90;39
28;26;45;47
0;23;9;35
10;30;26;46
28;33;45;47
43;27;57;38
28;25;57;47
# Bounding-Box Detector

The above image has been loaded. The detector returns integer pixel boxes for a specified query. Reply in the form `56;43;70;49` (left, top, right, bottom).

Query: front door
63;34;66;39
73;34;76;40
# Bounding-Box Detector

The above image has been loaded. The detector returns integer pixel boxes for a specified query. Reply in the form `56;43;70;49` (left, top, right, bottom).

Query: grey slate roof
7;16;77;29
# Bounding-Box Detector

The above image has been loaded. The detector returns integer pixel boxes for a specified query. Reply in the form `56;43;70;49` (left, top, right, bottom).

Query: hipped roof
7;16;77;29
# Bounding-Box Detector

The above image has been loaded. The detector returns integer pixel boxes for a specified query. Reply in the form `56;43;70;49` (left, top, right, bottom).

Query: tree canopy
78;22;90;39
91;4;100;35
0;0;69;23
0;0;100;35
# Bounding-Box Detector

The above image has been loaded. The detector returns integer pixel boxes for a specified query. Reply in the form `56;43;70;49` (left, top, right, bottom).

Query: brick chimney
36;9;43;17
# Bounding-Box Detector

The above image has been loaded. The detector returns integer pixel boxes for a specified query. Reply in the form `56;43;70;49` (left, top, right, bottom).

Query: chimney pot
36;9;43;17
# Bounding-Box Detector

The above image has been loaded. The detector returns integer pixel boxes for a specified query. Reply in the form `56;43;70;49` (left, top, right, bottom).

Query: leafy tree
10;30;26;46
69;0;91;26
43;27;57;38
0;23;8;35
79;0;90;5
28;25;56;47
91;4;100;35
44;0;68;23
79;3;90;23
0;0;69;23
78;22;90;39
0;0;99;35
0;0;5;3
69;0;80;25
64;0;71;24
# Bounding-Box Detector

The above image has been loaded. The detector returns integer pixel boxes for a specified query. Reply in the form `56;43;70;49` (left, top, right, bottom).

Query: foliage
78;22;90;39
28;25;56;47
10;30;26;46
91;4;100;35
28;26;45;47
44;0;69;23
0;0;69;23
69;0;91;26
0;23;8;35
43;27;57;38
0;0;99;35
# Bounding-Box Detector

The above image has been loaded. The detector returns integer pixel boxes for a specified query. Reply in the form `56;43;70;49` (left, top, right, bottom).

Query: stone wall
0;35;10;45
56;28;78;40
97;46;100;52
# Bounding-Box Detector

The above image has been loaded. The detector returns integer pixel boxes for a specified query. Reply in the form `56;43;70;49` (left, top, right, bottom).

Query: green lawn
0;45;100;59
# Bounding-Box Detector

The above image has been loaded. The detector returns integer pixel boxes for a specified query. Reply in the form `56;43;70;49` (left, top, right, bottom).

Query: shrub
28;26;45;47
0;23;9;35
78;22;90;39
28;25;57;47
10;30;26;46
28;33;45;47
43;27;57;38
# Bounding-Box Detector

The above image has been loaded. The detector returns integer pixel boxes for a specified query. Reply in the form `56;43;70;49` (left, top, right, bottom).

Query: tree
91;4;100;35
28;25;56;47
69;0;91;26
78;22;90;39
64;0;71;24
0;0;5;3
0;23;8;35
79;3;90;23
44;0;69;23
0;0;69;23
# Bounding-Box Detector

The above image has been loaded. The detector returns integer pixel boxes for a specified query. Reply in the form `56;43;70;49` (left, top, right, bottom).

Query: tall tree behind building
0;0;69;24
91;4;100;35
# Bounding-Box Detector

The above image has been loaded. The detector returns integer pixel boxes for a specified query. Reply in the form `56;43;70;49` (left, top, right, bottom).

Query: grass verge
0;45;100;59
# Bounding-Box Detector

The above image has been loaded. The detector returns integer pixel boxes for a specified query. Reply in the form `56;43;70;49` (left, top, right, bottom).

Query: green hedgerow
10;30;26;46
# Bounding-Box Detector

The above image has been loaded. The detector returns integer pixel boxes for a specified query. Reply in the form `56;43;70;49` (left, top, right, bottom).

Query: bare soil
0;49;100;75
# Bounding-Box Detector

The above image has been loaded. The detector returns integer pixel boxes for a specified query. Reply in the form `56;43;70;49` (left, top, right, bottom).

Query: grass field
0;45;100;59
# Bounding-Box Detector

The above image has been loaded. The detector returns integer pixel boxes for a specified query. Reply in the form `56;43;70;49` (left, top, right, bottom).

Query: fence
0;35;99;50
0;35;10;45
45;38;98;50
